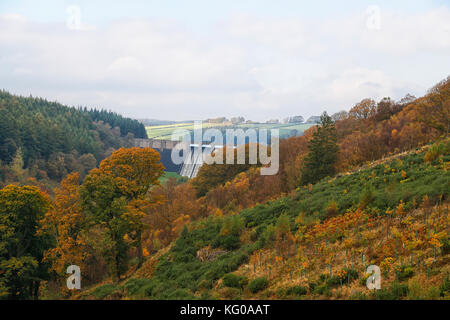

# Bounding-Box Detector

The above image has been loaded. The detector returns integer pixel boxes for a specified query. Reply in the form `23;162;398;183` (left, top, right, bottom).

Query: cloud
324;6;450;55
0;5;449;121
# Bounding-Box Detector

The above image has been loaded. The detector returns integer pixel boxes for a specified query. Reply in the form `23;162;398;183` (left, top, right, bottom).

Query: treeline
87;108;147;139
0;91;144;185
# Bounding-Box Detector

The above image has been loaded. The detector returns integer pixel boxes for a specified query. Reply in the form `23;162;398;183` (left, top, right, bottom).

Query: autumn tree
80;147;164;280
300;112;339;185
415;76;450;137
274;213;295;258
0;185;51;299
144;178;197;251
331;110;349;122
349;98;376;120
375;97;395;121
191;144;261;197
39;173;88;289
277;135;308;192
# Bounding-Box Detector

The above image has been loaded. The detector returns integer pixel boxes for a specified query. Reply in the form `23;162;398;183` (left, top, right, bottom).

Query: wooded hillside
0;91;147;186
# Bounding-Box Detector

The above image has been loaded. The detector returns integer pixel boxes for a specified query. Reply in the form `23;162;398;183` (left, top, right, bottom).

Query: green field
146;122;314;140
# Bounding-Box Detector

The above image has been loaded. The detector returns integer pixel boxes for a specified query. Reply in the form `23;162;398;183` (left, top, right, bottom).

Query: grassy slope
80;142;450;300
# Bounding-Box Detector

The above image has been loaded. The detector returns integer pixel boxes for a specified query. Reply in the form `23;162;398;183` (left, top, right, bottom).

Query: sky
0;1;449;121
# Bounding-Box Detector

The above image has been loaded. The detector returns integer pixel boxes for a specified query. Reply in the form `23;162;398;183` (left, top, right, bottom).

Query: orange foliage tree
40;173;88;279
144;178;198;251
81;147;164;279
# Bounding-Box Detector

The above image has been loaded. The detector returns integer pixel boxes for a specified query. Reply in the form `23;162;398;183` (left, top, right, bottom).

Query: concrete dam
134;138;220;179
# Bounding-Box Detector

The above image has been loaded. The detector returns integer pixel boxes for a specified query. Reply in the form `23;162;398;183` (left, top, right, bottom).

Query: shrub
424;141;449;163
220;215;245;237
213;234;241;250
257;224;276;248
424;286;441;300
313;284;331;297
373;289;396;300
198;279;214;290
396;265;415;281
238;276;249;288
275;213;291;234
343;268;359;282
360;276;368;287
373;282;409;300
326;276;341;287
223;273;248;289
407;277;427;300
325;200;339;216
316;269;359;290
323;269;358;288
285;285;308;296
407;276;441;300
249;229;258;242
308;282;317;292
390;282;409;299
359;186;374;209
248;277;269;293
318;274;328;283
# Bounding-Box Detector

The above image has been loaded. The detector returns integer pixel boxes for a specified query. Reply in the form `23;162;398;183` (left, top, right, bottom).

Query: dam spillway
134;138;220;179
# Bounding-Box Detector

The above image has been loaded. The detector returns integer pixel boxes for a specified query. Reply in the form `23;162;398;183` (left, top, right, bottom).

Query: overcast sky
1;0;449;121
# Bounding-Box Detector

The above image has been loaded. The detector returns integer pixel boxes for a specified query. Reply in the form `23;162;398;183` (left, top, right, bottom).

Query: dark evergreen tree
300;111;339;185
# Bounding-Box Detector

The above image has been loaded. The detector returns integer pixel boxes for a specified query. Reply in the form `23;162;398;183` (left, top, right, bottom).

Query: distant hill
138;119;194;126
305;116;321;124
